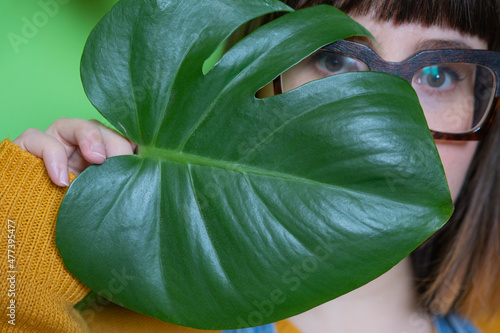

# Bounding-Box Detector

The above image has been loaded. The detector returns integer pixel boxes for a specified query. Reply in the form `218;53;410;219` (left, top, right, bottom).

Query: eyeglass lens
281;51;497;135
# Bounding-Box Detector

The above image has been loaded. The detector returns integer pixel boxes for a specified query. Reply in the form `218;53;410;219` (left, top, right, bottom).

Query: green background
1;0;121;140
0;0;223;140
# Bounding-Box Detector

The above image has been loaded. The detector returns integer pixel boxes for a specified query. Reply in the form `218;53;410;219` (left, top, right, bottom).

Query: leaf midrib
138;145;440;208
140;145;327;186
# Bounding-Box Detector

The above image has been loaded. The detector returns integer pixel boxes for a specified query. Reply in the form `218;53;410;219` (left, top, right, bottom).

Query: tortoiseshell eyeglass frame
274;39;500;141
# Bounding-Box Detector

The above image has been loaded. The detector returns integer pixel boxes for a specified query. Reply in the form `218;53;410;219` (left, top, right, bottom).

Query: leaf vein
93;160;145;236
156;159;169;297
242;173;312;257
186;165;233;286
127;2;147;142
176;26;311;151
152;24;213;146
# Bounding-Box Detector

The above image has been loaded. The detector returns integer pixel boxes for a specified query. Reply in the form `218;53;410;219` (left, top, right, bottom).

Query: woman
6;0;500;332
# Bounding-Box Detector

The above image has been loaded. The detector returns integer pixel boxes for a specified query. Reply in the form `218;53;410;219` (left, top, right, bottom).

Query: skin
350;16;485;201
279;16;486;202
13;118;136;186
285;15;487;333
13;18;484;199
12;11;487;333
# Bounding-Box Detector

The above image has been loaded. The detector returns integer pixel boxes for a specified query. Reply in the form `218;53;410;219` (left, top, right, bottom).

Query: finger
13;129;70;187
46;118;107;165
89;120;136;157
66;150;91;176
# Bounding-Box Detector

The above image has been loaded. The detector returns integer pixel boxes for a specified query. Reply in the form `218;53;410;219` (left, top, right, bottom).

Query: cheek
435;141;478;202
281;56;322;92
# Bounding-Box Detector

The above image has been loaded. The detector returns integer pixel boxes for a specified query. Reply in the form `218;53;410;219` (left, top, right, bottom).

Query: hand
13;118;136;187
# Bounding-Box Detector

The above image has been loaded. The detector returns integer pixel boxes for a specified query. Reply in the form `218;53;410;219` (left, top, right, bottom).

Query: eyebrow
346;36;473;53
348;36;377;49
414;39;473;52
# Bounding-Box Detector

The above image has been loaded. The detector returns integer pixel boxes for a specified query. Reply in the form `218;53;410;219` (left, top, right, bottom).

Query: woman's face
282;14;488;201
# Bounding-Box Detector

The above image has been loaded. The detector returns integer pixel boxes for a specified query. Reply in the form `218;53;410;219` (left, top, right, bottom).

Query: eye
312;51;368;75
415;66;463;89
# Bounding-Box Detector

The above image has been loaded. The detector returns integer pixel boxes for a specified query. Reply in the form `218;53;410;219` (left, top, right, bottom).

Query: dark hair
286;0;500;51
278;0;500;320
412;104;500;319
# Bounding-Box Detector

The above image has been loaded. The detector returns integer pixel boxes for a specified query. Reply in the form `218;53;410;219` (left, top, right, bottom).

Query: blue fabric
434;313;481;333
223;313;480;333
222;323;277;333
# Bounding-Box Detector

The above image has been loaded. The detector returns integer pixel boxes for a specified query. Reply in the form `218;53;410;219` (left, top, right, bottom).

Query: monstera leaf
56;0;453;329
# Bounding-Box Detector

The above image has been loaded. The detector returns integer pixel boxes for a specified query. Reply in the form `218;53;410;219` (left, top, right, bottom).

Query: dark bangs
286;0;500;50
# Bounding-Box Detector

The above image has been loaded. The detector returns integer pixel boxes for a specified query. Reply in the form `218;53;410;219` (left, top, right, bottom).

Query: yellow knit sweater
0;140;299;333
0;139;498;332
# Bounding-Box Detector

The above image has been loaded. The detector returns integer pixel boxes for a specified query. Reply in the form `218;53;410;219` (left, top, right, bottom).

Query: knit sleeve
0;139;305;333
0;139;91;332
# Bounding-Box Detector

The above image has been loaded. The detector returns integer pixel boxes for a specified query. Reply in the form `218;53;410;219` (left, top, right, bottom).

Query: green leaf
56;0;453;329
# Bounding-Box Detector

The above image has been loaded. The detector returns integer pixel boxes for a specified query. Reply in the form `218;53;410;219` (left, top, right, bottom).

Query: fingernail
59;170;70;187
91;143;106;159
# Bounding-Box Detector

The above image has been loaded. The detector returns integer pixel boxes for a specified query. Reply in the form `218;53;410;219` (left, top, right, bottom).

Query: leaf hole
202;14;284;75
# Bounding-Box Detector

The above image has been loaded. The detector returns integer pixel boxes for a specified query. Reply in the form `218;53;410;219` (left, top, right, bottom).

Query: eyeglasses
277;40;500;140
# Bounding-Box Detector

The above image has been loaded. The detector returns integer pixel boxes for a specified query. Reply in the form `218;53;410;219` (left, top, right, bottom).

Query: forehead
348;14;488;62
315;0;498;51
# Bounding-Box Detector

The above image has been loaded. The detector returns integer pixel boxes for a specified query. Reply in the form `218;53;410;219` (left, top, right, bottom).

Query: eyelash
414;66;467;94
311;52;366;76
